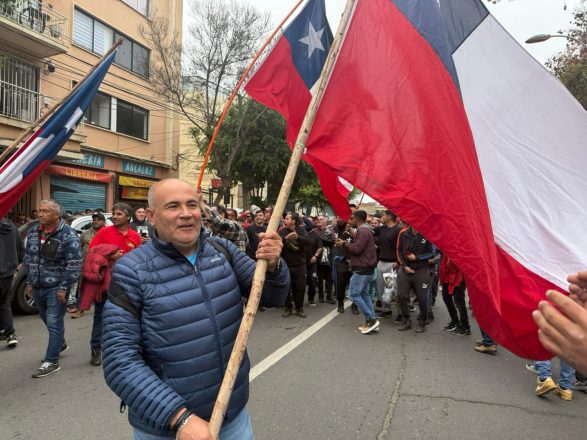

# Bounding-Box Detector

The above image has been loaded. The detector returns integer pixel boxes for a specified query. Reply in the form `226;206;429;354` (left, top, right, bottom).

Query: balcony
0;0;68;57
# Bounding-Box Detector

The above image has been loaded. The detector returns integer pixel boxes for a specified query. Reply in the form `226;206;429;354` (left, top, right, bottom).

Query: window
116;99;148;140
85;92;111;129
0;56;39;122
73;8;150;78
122;0;149;16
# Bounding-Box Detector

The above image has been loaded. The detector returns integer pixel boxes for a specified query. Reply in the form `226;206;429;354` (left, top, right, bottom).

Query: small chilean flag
302;0;587;359
0;50;117;218
245;0;352;220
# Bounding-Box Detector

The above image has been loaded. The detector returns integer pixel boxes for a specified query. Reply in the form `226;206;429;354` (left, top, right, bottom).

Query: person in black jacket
280;212;309;318
0;217;24;347
245;209;267;260
396;224;436;333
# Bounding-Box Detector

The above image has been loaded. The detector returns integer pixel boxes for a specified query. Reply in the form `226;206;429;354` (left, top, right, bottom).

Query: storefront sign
64;153;105;169
47;165;112;183
122;160;155;177
120;187;149;200
118;175;156;188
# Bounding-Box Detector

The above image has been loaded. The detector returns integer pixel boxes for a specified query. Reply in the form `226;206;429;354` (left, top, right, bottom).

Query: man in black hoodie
396;224;436;333
280;212;309;318
0;217;24;347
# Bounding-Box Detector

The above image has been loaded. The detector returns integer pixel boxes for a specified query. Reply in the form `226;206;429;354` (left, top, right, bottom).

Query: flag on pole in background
302;0;587;359
245;0;352;219
0;50;117;218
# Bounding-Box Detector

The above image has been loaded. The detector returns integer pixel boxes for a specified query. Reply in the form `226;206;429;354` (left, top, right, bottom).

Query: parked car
11;214;113;314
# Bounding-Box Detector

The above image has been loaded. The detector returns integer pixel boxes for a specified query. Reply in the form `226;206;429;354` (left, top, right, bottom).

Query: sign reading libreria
122;160;155;177
66;153;105;168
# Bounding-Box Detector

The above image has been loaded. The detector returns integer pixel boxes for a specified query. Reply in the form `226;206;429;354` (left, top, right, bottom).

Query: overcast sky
252;0;583;64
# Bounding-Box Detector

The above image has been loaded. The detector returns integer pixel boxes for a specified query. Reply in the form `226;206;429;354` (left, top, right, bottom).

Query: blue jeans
534;359;576;390
91;298;106;349
349;273;376;320
480;328;495;347
33;287;66;363
133;408;254;440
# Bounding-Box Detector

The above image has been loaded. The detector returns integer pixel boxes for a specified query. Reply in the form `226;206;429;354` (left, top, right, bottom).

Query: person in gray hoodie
0;217;24;347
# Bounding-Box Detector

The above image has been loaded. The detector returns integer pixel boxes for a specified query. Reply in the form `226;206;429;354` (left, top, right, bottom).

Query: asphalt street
1;299;585;440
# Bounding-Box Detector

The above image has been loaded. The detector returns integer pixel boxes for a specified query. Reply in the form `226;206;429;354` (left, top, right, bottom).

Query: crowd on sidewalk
1;178;586;438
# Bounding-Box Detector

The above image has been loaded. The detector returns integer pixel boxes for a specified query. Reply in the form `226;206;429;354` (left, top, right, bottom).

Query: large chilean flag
304;0;587;359
245;0;352;220
0;50;117;218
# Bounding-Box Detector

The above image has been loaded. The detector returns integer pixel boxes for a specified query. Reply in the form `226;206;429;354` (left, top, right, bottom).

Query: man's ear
146;208;156;227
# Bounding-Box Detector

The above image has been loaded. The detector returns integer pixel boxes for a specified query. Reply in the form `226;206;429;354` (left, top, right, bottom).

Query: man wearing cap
87;203;140;366
81;212;106;255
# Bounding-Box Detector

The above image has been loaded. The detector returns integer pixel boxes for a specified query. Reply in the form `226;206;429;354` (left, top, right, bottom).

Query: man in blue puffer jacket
102;179;289;440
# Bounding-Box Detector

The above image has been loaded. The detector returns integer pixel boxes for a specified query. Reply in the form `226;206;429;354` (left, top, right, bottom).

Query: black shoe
326;297;336;304
398;320;412;331
426;311;434;324
282;309;293;318
6;334;18;347
452;326;471;336
32;361;60;378
375;300;383;313
415;320;426;333
337;303;345;313
392;314;404;325
318;296;325;303
377;311;393;319
295;308;307;318
351;304;359;315
91;347;102;366
408;304;416;312
258;305;266;312
443;321;458;332
0;330;7;341
61;342;69;354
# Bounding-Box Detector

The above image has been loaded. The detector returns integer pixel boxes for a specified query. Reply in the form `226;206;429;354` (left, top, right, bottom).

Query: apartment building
0;0;182;214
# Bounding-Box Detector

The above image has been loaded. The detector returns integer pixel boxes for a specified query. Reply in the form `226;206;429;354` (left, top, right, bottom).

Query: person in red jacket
87;202;140;365
439;255;470;336
335;210;379;334
80;244;122;365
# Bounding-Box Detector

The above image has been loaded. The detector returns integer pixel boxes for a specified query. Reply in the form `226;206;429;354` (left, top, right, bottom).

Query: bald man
101;179;289;440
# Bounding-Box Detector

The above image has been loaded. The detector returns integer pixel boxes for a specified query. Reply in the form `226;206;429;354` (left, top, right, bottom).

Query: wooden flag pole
196;0;305;191
0;39;122;165
208;0;357;435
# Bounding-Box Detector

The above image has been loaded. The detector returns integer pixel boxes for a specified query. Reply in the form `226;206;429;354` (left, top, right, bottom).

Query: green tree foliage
210;98;330;210
547;7;587;109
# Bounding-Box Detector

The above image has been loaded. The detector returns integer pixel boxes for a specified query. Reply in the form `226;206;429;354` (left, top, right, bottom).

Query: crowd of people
1;177;586;439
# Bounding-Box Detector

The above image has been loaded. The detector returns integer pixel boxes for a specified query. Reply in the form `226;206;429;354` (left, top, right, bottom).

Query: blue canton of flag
284;0;333;90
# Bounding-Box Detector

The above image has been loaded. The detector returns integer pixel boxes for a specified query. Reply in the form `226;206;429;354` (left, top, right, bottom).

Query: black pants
285;264;307;310
334;259;351;304
317;264;333;299
0;276;15;334
306;263;317;301
442;280;469;327
397;267;430;321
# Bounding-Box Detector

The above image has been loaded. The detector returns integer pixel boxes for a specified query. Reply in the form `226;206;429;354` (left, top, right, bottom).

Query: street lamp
525;33;587;50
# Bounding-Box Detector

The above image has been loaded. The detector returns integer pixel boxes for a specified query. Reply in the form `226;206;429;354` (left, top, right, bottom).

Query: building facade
0;0;182;214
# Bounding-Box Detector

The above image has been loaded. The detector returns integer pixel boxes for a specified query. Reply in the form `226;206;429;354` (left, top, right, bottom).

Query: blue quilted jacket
102;230;289;437
25;220;82;291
